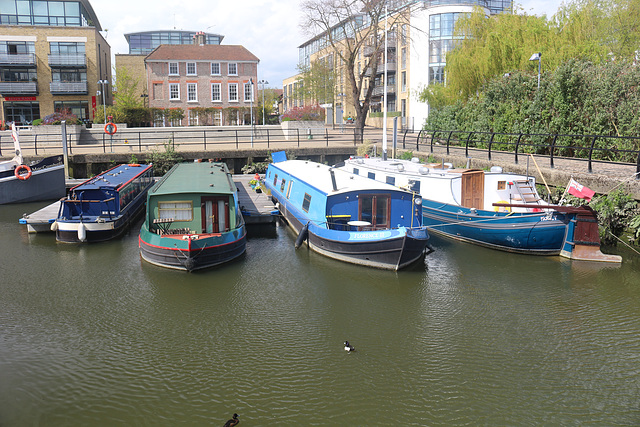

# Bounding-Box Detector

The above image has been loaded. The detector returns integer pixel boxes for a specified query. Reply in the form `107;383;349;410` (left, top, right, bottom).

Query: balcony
0;53;36;66
0;81;38;95
50;81;88;94
48;54;87;67
364;61;396;77
371;85;396;97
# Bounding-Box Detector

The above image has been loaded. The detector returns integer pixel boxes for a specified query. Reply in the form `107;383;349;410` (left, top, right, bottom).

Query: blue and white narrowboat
265;152;430;270
54;163;154;243
338;156;621;262
138;162;247;271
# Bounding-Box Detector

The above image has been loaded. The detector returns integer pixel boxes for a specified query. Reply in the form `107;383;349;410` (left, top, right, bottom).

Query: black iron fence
402;129;640;177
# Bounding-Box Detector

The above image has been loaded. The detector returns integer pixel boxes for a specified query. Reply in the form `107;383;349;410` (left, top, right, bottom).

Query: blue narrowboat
338;156;621;263
138;162;247;271
265;153;430;270
54;164;154;243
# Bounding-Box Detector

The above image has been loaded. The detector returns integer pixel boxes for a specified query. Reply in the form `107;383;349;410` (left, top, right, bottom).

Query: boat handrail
64;197;115;203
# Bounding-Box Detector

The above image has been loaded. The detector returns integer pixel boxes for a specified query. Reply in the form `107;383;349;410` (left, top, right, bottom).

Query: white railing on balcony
0;81;37;94
50;81;88;94
48;54;87;67
0;53;36;66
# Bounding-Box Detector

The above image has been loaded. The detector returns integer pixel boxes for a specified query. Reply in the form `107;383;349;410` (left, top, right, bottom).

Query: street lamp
529;52;541;88
250;78;254;147
258;79;268;125
337;92;345;133
98;79;109;123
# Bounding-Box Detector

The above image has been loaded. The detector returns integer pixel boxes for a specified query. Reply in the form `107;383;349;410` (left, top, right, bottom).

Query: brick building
145;37;259;127
0;0;111;125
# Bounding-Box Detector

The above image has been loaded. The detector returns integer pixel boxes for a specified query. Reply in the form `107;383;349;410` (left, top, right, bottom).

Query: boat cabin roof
150;162;235;196
71;164;152;192
270;160;411;195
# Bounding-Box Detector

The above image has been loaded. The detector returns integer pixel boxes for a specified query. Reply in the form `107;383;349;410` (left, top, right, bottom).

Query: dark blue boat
54;164;154;243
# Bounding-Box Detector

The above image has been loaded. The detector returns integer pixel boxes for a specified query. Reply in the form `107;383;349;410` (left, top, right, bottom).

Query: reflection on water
1;203;639;426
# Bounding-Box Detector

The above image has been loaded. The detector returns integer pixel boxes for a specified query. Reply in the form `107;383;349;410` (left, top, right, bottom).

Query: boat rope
604;171;640;195
528;153;551;200
607;230;640;256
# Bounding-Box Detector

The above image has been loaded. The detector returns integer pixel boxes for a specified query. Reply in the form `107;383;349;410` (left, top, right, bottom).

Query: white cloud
93;0;558;89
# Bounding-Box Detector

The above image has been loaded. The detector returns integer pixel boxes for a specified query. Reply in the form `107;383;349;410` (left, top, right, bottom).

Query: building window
168;62;179;76
188;109;198;126
228;83;238;102
187;83;197;102
211;83;221;102
186;62;196;76
228;63;237;76
169;83;180;100
52;68;86;82
49;41;85;54
211;62;220;75
401;71;407;92
53;101;88;121
401;47;406;69
244;82;252;102
401;24;407;45
429;66;445;84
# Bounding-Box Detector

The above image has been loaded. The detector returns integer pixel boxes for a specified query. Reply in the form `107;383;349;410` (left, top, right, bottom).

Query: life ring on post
15;164;32;180
104;122;117;135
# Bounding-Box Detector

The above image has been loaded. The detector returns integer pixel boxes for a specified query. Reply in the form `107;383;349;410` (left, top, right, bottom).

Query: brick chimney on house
193;31;206;46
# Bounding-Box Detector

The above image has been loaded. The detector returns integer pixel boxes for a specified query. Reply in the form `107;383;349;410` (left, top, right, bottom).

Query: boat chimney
329;168;338;192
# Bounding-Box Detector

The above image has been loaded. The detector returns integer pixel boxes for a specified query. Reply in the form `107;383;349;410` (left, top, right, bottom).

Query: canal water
1;202;639;426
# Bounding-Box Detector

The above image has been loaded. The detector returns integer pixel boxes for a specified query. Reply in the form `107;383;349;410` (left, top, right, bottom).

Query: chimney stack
193;31;206;46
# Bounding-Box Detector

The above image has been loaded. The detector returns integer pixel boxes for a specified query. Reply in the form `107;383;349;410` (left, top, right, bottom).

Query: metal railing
0;127;362;157
402;129;640;178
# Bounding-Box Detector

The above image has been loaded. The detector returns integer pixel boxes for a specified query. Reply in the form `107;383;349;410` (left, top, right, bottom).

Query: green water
1;202;639;426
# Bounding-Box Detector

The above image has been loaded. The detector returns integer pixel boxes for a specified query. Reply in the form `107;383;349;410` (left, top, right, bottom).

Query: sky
92;0;560;89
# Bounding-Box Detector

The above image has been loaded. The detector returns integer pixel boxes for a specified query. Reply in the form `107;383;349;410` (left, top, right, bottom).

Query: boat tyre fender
14;164;32;180
295;222;309;249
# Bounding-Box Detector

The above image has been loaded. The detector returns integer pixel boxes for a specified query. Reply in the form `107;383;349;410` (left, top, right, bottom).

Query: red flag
568;178;595;201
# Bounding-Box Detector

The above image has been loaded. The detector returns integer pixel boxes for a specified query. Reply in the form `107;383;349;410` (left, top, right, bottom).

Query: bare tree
300;0;409;142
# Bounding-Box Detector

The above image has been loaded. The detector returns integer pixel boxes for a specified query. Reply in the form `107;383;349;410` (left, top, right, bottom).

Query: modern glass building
0;0;109;124
289;0;512;128
125;30;224;55
0;0;101;29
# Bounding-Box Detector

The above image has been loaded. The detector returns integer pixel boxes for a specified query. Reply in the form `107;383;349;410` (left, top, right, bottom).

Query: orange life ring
15;164;32;180
104;122;117;135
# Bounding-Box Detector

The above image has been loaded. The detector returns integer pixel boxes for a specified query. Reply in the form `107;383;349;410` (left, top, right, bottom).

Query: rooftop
145;44;259;63
150;162;236;197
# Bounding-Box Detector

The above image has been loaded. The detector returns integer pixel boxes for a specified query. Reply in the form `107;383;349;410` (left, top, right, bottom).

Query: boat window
273;173;278;187
302;193;312;212
280;178;286;191
409;180;420;193
386;176;395;186
497;181;506;190
159;201;193;221
286;181;293;199
368;172;375;180
359;194;390;229
353;167;359;175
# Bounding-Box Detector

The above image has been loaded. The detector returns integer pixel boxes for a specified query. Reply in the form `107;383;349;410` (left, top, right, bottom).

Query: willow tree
421;0;640;108
300;0;409;141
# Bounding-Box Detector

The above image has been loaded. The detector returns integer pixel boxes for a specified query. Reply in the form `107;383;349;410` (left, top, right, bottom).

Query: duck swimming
344;341;355;352
223;413;239;427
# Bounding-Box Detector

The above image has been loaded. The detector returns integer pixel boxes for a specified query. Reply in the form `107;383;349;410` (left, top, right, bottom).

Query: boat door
359;194;390;230
461;170;484;209
201;196;229;233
